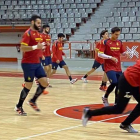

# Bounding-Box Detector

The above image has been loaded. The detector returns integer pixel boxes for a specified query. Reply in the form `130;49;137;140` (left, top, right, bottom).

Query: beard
34;23;40;31
45;30;50;34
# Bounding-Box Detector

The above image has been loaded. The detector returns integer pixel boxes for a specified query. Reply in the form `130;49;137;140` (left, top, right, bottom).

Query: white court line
15;114;129;140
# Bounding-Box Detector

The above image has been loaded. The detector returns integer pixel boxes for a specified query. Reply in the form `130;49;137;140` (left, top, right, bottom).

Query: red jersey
21;28;43;63
42;33;51;57
124;60;140;87
95;40;104;64
52;40;65;62
99;38;125;72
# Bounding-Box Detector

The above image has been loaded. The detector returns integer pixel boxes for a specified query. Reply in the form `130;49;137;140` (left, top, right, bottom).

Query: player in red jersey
82;60;140;133
82;30;109;91
41;24;52;87
51;33;78;84
98;27;128;106
15;15;48;115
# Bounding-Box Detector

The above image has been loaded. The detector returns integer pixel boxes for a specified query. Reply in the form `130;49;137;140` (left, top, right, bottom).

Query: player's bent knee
63;65;68;70
24;82;33;90
38;77;48;87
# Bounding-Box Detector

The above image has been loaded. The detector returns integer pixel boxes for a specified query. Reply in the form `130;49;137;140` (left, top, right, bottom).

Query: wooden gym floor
0;70;140;140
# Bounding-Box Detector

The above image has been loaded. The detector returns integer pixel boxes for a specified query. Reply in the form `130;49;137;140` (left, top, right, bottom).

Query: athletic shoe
14;105;27;116
27;100;40;112
120;124;138;133
43;90;49;95
82;107;90;127
70;78;78;84
99;85;107;91
81;77;88;83
22;83;25;88
102;96;109;107
103;86;108;91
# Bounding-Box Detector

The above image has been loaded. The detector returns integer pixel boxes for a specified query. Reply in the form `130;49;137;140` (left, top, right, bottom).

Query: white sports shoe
102;96;109;107
81;77;88;83
82;107;90;127
70;78;78;84
120;124;138;133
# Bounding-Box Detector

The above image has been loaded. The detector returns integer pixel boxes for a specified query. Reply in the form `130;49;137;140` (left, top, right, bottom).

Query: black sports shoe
14;105;27;116
27;100;40;112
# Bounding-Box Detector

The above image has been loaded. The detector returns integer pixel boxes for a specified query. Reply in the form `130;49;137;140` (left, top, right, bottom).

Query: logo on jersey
116;42;119;46
126;46;139;59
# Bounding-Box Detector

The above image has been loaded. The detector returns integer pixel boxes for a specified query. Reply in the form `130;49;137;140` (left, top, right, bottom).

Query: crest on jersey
126;46;139;59
116;42;119;46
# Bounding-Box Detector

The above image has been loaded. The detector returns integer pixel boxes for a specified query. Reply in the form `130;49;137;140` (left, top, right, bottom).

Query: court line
15;114;129;140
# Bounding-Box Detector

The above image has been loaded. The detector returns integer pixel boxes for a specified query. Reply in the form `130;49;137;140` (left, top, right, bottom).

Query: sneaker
104;86;108;91
82;107;90;127
22;83;25;88
102;96;109;107
43;90;49;95
14;105;27;116
99;85;107;91
27;100;40;112
120;124;138;133
81;77;88;83
70;78;78;84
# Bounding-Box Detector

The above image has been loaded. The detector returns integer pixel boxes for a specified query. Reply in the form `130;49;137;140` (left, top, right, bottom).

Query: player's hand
51;53;53;58
111;57;118;63
64;54;67;58
46;42;50;46
37;42;46;49
42;55;45;60
56;60;60;64
125;52;130;58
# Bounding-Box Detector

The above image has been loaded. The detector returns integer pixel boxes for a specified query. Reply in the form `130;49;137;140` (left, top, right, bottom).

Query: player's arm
20;32;45;52
20;43;45;52
120;41;129;57
98;40;118;63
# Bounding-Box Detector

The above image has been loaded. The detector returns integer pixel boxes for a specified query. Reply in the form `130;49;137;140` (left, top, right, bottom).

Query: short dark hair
30;15;41;22
58;33;65;38
111;27;121;34
100;30;108;39
43;24;50;29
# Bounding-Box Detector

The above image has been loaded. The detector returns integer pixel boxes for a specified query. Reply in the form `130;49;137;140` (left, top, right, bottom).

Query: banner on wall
121;42;140;62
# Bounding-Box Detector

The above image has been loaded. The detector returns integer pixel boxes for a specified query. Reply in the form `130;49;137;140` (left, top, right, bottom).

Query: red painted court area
0;71;102;80
56;104;140;124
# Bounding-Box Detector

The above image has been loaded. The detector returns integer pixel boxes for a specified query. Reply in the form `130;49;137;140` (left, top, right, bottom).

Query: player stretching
15;15;48;115
50;33;78;84
82;30;109;91
82;60;140;133
98;27;128;106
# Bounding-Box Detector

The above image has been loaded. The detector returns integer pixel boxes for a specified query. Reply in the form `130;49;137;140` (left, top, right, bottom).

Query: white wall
0;32;23;43
0;32;23;62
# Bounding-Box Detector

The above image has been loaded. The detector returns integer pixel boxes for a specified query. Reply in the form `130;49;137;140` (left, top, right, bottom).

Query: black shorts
22;63;46;82
52;60;66;70
92;60;104;71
